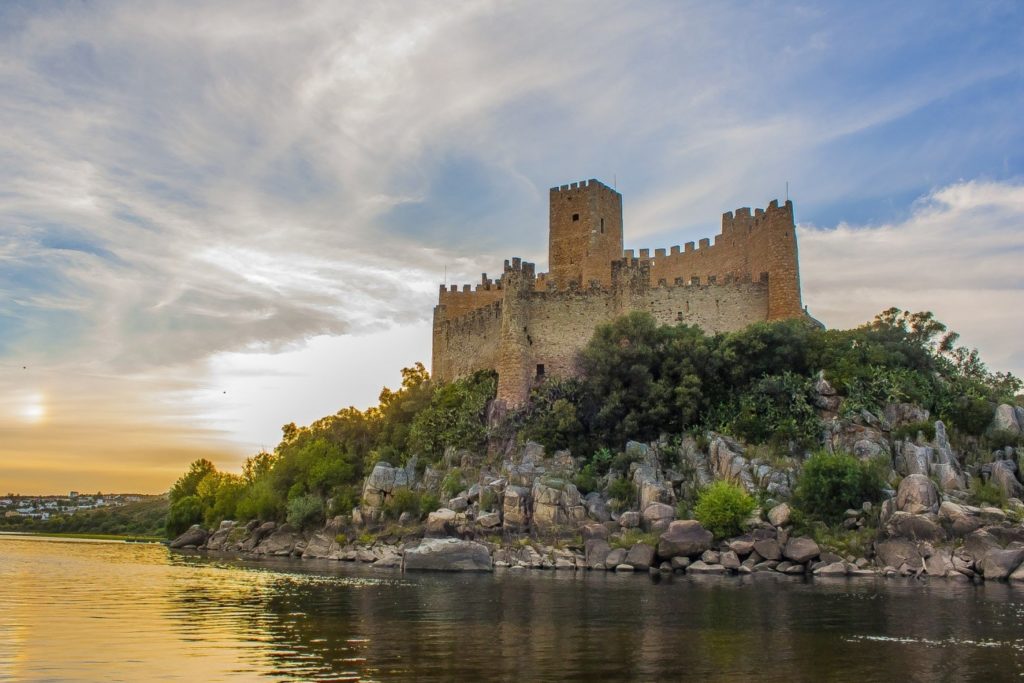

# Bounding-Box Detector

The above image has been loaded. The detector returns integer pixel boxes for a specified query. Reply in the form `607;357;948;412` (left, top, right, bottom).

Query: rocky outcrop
657;520;713;558
991;404;1022;435
169;524;208;549
402;538;492;572
895;474;940;514
361;460;416;511
531;479;585;529
641;502;674;531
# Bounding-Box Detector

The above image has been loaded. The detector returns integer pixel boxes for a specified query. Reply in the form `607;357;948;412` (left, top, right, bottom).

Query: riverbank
0;531;164;543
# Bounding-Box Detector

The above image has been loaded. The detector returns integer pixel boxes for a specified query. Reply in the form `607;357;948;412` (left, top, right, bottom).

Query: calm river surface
2;534;1023;682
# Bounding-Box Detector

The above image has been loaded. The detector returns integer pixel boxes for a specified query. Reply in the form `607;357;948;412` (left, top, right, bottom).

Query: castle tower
495;258;536;407
744;199;803;319
548;179;623;289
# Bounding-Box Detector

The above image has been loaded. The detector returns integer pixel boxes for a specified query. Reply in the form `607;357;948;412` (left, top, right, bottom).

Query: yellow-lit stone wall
430;180;805;406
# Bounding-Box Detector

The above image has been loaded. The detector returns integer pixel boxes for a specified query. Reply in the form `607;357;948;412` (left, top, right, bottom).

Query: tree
169;459;217;504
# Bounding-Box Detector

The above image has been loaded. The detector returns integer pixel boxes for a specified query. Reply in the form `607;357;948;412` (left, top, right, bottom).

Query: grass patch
610;529;659;549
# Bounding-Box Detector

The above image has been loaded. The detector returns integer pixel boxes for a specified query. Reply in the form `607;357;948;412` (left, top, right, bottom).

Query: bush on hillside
166;495;204;537
794;451;885;523
693;481;756;538
286;493;324;528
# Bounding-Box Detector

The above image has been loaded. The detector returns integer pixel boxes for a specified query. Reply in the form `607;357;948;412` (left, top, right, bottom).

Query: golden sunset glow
19;393;46;425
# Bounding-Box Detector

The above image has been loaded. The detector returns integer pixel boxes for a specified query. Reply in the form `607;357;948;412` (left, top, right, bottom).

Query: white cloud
800;179;1024;378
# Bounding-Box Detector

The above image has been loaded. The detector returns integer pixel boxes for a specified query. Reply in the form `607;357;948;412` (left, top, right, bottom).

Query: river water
2;534;1023;682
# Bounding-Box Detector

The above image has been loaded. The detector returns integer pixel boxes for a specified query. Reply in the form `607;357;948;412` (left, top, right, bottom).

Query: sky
1;1;1022;494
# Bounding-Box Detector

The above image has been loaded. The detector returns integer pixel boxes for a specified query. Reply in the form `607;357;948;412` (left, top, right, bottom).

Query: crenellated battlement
433;178;805;408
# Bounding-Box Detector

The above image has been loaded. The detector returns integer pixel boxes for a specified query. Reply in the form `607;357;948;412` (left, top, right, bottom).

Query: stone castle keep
432;178;806;407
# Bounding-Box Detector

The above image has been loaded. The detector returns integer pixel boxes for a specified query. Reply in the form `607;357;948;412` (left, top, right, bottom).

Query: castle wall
625;199;801;319
431;300;503;382
430;179;805;408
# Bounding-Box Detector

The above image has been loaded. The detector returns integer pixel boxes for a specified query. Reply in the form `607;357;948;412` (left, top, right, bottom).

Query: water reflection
2;535;1023;681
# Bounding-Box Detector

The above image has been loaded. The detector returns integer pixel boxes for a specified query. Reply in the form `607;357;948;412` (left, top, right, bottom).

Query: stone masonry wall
430;179;805;406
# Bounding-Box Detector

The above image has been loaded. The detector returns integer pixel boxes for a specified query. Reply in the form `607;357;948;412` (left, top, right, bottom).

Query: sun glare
21;393;46;424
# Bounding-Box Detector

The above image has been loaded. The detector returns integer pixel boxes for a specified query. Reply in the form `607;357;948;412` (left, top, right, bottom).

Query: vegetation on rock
693;481;756;538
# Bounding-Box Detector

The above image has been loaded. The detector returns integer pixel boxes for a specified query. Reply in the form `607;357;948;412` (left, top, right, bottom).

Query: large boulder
204;520;236;551
963;529;1001;566
753;537;782;561
425;508;457;537
991;404;1022;435
585;539;612;568
361;460;416;510
980;548;1024;580
169;524;208;549
767;503;791;528
990;460;1024;500
895;474;940;514
625;543;656;570
938;501;984;536
709;435;756;492
885;511;946;542
782;537;820;564
875;538;923;570
256;527;301;556
641;502;675;532
502;486;531;529
924;548;956;577
402;538;492;572
657;520;713;558
895;442;933;478
583;492;611;522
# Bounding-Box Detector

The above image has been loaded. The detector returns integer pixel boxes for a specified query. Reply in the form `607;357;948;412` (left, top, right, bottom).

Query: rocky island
167;179;1024;585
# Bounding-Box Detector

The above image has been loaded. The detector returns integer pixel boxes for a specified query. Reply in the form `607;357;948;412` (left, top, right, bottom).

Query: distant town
2;492;157;521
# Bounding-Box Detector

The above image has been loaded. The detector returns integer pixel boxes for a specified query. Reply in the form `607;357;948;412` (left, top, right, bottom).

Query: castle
432;178;807;407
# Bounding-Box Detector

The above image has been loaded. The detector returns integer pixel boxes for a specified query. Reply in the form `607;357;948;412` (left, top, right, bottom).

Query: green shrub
440;468;464;499
610;529;659;549
607;478;636;512
970;478;1007;508
382;488;422;519
165;495;204;537
573;464;601;494
794;451;885;523
286;494;324;528
419;493;440;516
891;420;936;442
693;481;755;538
942;396;993;436
726;372;821;448
987;429;1024;451
479;488;497;513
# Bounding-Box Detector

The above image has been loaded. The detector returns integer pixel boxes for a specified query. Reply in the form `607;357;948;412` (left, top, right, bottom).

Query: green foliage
419;493;441;516
286;494;324;528
408;371;497;463
440;468;464;499
382;488;424;520
724;372;820;448
514;378;588;453
610;529;659;549
970;478;1008;508
0;497;170;538
987;429;1024;451
169;459;216;504
891;420;936;442
794;451;885;523
944;396;994;436
606;477;636;512
693;481;755;538
166;495;204;536
478;488;497;513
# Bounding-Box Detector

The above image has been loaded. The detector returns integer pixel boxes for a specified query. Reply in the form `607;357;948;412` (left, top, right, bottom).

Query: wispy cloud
800;179;1024;376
